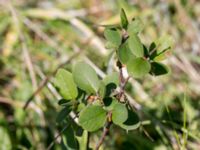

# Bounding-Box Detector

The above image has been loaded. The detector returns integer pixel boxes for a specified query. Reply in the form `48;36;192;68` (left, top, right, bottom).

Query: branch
95;112;112;150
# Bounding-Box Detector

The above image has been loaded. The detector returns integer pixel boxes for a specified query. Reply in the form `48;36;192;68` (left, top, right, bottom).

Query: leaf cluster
104;8;174;78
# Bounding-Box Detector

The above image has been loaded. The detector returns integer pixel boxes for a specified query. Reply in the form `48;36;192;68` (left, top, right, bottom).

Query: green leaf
58;99;76;106
99;72;119;98
127;58;151;78
119;109;140;131
103;97;118;111
0;127;12;150
154;53;170;61
117;41;136;64
112;103;128;125
105;41;117;49
155;34;174;53
102;72;119;86
104;28;121;48
56;106;72;123
76;130;88;150
120;8;128;29
55;69;78;100
128;33;144;57
150;62;169;76
62;125;78;150
152;35;174;61
127;18;144;34
73;62;100;94
79;105;107;132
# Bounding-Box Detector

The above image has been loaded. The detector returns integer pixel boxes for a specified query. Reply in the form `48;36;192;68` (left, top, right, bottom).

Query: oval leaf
128;34;144;57
104;28;121;48
119;109;140;131
112;103;128;125
73;62;100;94
55;69;78;100
79;105;107;132
117;42;136;64
102;72;119;86
127;58;151;78
127;18;144;34
150;62;169;76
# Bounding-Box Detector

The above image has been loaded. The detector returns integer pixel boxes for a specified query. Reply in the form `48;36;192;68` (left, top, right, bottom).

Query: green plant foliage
128;33;144;57
56;106;72;123
155;34;174;53
103;97;118;111
102;72;119;86
117;41;135;64
58;99;76;106
120;8;129;29
54;69;78;100
118;109;140;131
0;127;11;150
76;130;88;150
62;125;78;149
112;103;128;125
2;0;197;149
99;72;119;98
104;28;122;48
79;105;107;132
73;62;100;94
127;58;151;78
150;62;169;76
152;35;174;61
127;18;144;34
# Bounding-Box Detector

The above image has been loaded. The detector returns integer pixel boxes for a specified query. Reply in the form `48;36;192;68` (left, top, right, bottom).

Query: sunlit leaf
104;28;121;48
112;103;128;125
127;18;144;34
73;62;100;94
55;69;78;100
119;109;140;131
128;33;144;57
127;58;151;78
117;41;136;64
79;105;107;132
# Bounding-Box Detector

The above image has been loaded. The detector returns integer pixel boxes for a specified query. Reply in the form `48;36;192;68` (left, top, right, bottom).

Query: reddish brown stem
95;112;112;150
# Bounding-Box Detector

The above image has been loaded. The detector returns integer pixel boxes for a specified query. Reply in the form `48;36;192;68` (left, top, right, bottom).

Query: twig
7;1;42;106
46;120;75;150
8;1;38;91
95;112;112;150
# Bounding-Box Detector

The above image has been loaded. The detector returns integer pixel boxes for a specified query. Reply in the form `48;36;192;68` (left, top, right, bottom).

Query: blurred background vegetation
0;0;200;149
